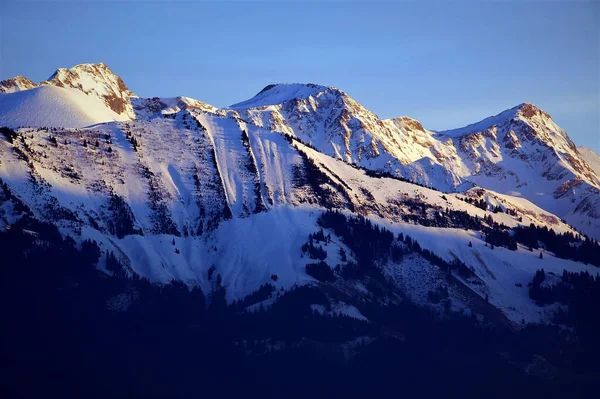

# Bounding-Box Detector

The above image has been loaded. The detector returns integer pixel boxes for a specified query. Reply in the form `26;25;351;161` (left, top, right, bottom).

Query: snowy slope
228;83;463;191
0;63;224;129
2;65;595;238
435;103;600;239
0;62;138;127
229;83;328;109
229;86;600;238
41;62;136;119
0;110;327;299
579;146;600;177
379;219;600;324
2;110;596;323
0;76;37;93
0;86;128;128
132;96;219;119
1;63;599;326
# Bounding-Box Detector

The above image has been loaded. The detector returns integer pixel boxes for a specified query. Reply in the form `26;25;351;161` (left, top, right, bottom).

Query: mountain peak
514;102;551;120
438;102;553;137
257;82;331;94
41;62;135;118
0;75;37;93
388;116;429;134
47;62;114;80
229;83;338;109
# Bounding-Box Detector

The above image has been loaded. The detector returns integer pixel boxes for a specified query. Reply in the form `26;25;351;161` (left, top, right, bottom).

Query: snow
229;85;600;238
228;83;329;109
0;76;37;93
295;139;577;236
437;104;522;137
132;96;218;120
193;114;261;216
312;302;368;321
378;220;600;324
41;62;136;119
92;207;324;301
1;112;597;325
579;146;600;177
4;64;597;239
0;86;128;128
2;65;600;326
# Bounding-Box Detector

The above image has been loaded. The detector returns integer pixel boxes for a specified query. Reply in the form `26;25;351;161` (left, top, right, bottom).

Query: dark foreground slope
1;216;599;399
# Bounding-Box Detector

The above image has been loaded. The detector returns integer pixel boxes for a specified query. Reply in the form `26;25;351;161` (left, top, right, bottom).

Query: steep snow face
0;86;128;128
229;83;329;109
2;64;599;326
382;116;466;189
228;87;600;238
438;104;525;137
132;96;219;120
435;103;600;238
40;62;136;119
0;110;317;241
0;110;334;296
578;146;600;177
0;63;137;126
440;103;599;186
228;84;461;190
1;111;595;323
0;76;37;93
0;66;597;236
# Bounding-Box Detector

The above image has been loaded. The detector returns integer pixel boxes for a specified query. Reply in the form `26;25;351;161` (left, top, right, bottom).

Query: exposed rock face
0;76;37;93
2;66;600;238
132;96;219;120
40;62;136;118
231;88;600;238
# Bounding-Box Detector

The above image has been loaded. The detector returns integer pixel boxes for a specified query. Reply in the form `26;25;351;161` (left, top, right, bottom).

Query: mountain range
1;62;599;326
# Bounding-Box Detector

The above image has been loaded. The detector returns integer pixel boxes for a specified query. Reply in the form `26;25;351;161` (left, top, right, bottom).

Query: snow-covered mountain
40;62;136;119
228;83;460;191
579;146;600;177
0;63;136;127
132;95;219;119
434;103;600;239
0;86;127;128
0;63;223;128
0;76;37;93
0;109;596;324
228;84;600;238
2;63;600;327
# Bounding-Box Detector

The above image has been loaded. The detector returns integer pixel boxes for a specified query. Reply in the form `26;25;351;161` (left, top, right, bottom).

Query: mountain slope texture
1;64;600;398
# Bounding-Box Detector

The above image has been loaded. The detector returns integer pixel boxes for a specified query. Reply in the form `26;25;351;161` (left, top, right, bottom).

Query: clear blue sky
1;0;599;151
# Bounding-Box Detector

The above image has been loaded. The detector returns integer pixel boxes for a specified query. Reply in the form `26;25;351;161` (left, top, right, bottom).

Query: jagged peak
46;62;115;81
228;83;342;109
131;95;218;119
0;75;37;93
257;82;332;95
438;102;554;137
39;62;135;117
386;116;430;134
514;102;552;120
1;75;35;84
43;62;134;95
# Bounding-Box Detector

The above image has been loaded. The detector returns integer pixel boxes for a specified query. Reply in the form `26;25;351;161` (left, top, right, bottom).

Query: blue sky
1;1;599;151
